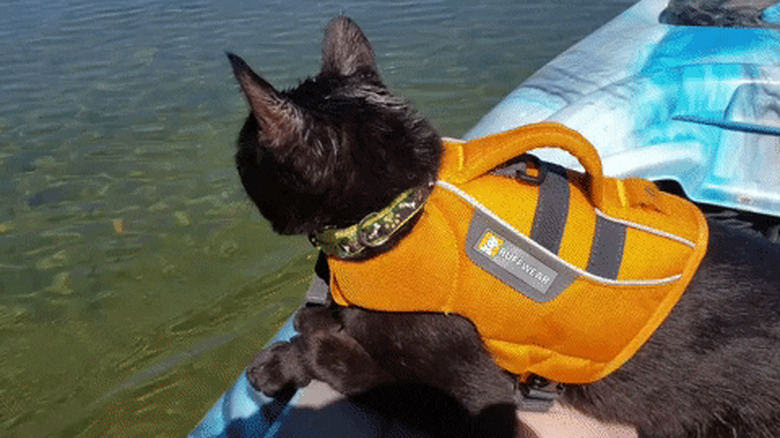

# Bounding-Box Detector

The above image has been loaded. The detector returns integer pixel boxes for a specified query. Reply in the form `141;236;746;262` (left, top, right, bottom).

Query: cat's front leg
247;340;312;396
247;305;392;397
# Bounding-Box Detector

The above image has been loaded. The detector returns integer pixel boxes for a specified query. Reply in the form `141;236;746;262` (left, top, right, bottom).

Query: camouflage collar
309;183;433;259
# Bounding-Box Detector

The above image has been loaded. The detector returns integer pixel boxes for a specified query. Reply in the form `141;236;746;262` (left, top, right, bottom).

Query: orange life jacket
328;123;708;384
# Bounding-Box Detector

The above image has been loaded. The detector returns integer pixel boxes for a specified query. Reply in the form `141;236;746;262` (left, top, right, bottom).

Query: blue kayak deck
467;0;780;219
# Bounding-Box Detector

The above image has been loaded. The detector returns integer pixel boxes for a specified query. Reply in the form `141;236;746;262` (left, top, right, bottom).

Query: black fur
227;20;440;235
229;16;780;437
566;220;780;436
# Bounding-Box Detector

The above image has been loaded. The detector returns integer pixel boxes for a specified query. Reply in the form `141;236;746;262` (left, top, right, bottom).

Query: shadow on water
0;0;636;435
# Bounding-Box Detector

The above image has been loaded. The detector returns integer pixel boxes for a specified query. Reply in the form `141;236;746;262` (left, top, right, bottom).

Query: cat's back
566;219;780;436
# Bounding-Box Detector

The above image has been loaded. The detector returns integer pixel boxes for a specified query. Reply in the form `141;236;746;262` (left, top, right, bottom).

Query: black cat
228;16;780;438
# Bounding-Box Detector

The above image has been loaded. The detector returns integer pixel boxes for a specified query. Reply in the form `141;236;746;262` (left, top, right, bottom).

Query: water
0;0;637;435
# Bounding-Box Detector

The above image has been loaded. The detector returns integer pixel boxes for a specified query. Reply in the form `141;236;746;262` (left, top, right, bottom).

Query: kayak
466;0;780;220
191;0;780;436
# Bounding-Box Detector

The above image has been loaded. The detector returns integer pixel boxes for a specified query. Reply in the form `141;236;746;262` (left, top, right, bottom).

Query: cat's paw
294;305;341;335
246;342;310;397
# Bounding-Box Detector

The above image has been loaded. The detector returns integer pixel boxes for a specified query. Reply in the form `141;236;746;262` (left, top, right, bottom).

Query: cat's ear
321;16;378;77
227;53;303;144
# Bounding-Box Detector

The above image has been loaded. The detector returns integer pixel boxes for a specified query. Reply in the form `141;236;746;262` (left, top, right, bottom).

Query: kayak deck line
672;114;780;136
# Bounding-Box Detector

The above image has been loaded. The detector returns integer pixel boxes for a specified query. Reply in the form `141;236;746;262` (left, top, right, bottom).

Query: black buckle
304;252;332;307
304;275;331;307
514;374;564;412
516;155;547;185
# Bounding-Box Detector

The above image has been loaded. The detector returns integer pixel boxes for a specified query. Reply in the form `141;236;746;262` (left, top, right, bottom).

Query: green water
0;0;636;435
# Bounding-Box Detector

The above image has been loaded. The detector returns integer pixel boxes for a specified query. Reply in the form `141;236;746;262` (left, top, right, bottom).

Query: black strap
525;160;627;280
529;162;570;255
587;214;627;280
304;252;332;307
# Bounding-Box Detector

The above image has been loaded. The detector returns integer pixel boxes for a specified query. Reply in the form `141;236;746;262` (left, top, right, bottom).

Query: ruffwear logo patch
473;228;559;295
466;213;575;302
477;231;505;258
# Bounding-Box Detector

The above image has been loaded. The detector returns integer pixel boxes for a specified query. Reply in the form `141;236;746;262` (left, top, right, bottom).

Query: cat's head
228;16;442;235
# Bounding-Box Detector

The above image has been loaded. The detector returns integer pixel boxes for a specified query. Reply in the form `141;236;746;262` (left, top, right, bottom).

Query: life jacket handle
443;122;606;210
